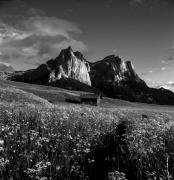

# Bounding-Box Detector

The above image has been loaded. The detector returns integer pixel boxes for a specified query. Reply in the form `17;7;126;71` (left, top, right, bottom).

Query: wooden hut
65;92;101;106
65;92;81;104
80;93;101;106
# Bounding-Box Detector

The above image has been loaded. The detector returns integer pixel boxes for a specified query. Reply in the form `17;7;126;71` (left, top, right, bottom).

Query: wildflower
0;139;4;145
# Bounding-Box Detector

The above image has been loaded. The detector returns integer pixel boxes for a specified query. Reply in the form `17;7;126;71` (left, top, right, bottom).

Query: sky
0;0;174;88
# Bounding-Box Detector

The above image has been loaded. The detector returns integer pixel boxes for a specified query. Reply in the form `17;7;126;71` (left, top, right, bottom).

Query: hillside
1;79;174;112
0;79;174;180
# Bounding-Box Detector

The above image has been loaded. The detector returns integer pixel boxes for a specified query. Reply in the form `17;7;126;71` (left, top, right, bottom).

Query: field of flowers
0;98;174;180
0;80;174;180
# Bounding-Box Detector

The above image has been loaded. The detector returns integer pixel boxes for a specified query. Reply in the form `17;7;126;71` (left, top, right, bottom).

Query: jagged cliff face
90;55;145;87
11;46;91;86
89;55;149;101
47;46;91;85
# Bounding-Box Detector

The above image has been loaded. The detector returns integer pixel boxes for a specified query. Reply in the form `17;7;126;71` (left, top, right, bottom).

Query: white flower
0;140;4;145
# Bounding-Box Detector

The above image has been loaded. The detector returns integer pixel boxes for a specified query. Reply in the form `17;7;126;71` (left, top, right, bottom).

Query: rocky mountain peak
90;54;139;82
63;46;73;52
67;46;73;51
58;46;74;59
58;46;86;62
30;46;91;85
102;55;122;64
89;54;145;94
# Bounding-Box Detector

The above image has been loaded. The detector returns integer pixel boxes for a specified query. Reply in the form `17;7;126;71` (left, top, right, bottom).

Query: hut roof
64;92;100;102
64;92;81;102
80;93;99;99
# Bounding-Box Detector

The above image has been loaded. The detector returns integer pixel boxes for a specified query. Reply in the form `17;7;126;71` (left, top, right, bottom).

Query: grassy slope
0;80;174;179
0;81;53;107
1;79;174;112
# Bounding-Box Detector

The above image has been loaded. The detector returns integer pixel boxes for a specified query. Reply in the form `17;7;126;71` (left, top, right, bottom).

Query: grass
0;85;53;107
2;79;174;112
0;80;174;179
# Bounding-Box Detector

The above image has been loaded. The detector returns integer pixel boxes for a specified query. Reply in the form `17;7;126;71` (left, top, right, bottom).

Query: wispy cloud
161;67;167;71
160;66;172;71
21;16;81;39
0;7;87;70
158;81;174;92
144;78;157;87
141;70;153;76
141;64;172;77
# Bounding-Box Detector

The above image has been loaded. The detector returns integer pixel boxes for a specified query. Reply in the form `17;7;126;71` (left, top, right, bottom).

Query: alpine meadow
0;0;174;180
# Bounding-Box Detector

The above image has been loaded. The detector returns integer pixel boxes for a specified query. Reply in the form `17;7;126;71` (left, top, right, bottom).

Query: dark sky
0;0;174;87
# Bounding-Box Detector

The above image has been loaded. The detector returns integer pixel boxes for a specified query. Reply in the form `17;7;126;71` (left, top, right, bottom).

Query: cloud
158;81;174;92
160;66;172;71
167;81;174;85
161;67;167;70
144;78;157;87
0;10;87;70
141;70;153;76
141;65;172;76
21;16;81;39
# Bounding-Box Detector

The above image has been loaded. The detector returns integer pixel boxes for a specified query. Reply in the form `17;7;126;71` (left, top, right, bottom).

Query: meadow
0;80;174;180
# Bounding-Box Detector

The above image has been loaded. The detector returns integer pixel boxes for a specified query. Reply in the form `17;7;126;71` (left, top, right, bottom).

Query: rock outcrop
89;55;148;101
46;46;91;85
90;55;144;86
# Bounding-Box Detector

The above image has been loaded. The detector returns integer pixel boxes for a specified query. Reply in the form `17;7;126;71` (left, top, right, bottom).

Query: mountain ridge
8;46;174;105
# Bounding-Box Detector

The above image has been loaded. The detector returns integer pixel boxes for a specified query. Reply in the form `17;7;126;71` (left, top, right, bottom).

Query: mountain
90;55;147;98
47;46;91;85
12;46;91;85
10;46;174;105
11;46;98;93
0;63;14;72
89;55;174;104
